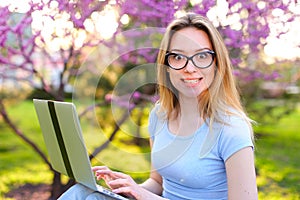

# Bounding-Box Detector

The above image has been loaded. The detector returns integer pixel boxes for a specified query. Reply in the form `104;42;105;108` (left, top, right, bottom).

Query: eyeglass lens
167;51;214;69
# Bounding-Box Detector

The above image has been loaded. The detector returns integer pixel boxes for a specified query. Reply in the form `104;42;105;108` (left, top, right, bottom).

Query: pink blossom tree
0;0;298;198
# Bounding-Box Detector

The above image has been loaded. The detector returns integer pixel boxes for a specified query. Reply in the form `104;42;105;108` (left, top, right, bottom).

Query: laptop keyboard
96;185;128;200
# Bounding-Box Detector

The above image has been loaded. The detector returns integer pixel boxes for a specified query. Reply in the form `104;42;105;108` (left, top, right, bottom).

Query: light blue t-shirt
148;105;253;200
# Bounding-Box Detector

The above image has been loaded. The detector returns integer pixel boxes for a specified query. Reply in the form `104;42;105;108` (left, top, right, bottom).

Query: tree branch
0;99;52;169
89;105;135;160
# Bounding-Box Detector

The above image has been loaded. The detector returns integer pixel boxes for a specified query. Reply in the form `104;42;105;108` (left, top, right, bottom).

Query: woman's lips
181;78;203;88
182;77;203;84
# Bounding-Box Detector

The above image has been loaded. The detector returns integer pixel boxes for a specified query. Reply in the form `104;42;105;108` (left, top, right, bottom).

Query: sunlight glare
83;19;95;33
174;10;187;18
54;13;73;37
272;8;284;17
257;1;266;10
263;0;300;63
290;2;300;14
207;0;229;27
47;37;61;52
40;16;55;40
264;16;300;62
120;14;130;25
230;2;242;13
30;2;119;51
227;13;242;30
93;8;118;40
74;29;87;50
190;0;202;6
8;0;30;13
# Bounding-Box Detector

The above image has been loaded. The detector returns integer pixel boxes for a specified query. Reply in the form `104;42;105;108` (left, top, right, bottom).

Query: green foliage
0;101;52;197
239;59;300;126
1;101;300;199
255;107;300;199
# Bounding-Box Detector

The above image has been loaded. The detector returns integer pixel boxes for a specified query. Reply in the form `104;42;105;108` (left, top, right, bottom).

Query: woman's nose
184;60;197;73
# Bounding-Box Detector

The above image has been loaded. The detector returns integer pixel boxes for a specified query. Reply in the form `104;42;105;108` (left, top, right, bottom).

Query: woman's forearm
140;178;163;196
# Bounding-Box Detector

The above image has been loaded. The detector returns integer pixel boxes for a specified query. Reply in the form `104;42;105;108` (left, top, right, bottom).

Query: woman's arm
93;166;166;200
92;139;165;200
225;146;258;200
140;139;163;195
140;166;163;195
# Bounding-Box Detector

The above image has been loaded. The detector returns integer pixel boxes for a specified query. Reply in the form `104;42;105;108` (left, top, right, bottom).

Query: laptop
33;99;128;200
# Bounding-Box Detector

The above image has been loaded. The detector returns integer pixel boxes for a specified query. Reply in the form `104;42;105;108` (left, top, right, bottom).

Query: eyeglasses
165;50;215;70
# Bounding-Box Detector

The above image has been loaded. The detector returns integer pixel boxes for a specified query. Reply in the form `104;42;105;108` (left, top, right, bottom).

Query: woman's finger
95;169;129;181
110;171;130;179
91;166;109;172
112;187;139;199
108;178;130;187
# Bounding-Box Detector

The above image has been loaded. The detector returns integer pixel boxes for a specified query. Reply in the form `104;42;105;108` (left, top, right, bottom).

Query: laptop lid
33;99;127;200
33;99;99;189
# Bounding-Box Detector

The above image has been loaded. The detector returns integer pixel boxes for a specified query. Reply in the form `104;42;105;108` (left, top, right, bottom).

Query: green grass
0;100;300;199
0;101;53;198
254;106;300;199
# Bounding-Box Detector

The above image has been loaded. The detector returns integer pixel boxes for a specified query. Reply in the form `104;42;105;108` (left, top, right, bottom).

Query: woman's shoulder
217;107;253;139
216;108;254;161
149;102;167;120
216;107;253;141
218;106;252;125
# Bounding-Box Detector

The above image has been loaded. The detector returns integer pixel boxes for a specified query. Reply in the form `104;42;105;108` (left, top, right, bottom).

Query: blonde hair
157;13;253;132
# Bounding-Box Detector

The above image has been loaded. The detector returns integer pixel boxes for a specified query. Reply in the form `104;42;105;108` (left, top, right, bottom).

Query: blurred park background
0;0;300;199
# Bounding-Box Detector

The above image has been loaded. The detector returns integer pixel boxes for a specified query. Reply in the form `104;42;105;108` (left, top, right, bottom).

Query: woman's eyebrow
169;48;184;53
169;48;212;53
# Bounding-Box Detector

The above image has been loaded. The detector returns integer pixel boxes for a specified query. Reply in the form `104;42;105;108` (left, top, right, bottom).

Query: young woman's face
167;27;216;99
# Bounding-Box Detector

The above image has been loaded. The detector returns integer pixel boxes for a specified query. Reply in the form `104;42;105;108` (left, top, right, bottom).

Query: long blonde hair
157;13;253;133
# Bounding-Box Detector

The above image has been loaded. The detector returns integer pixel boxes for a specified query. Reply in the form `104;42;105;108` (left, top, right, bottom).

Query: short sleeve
148;103;165;141
218;116;254;161
148;106;158;140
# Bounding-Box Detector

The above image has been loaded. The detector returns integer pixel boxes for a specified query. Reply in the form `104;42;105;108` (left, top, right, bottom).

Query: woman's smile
182;77;203;85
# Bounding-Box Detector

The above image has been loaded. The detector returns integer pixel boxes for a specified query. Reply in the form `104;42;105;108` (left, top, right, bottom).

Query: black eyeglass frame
165;50;216;70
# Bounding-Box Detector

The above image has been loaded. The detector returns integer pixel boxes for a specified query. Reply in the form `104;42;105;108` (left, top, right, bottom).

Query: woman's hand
92;166;143;199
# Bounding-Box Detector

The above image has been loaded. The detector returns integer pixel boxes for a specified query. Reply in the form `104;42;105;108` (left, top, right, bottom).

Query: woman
59;13;258;200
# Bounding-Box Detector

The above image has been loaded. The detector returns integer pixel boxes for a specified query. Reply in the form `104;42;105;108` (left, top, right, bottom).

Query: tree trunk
49;171;63;200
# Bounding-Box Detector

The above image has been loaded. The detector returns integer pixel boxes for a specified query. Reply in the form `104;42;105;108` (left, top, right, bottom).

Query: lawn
254;106;300;199
0;100;300;199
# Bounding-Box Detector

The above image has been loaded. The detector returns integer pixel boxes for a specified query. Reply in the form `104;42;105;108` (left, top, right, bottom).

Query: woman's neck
178;95;200;117
168;95;203;136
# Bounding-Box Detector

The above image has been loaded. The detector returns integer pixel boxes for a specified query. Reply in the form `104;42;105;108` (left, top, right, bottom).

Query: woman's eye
174;54;184;60
197;53;208;59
